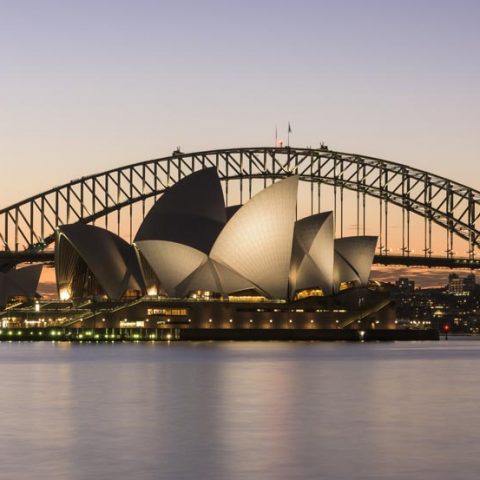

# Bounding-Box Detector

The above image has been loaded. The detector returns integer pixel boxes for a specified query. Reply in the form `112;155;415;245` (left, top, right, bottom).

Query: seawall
0;327;439;342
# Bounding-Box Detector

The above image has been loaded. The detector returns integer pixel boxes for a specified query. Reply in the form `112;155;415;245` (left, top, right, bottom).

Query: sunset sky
1;0;480;289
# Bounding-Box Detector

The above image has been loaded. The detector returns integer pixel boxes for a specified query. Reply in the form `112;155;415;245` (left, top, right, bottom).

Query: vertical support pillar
15;209;19;251
383;169;388;256
384;196;388;256
240;151;243;205
379;195;383;255
91;179;96;226
142;165;146;220
29;202;34;248
129;168;133;243
105;174;109;230
117;170;121;237
378;166;383;256
263;150;267;190
310;156;314;216
362;163;366;236
317;157;321;213
4;211;8;251
41;196;45;242
356;166;360;237
333;158;337;236
468;191;476;260
248;153;252;200
66;187;71;225
225;155;229;206
340;186;344;238
80;182;85;220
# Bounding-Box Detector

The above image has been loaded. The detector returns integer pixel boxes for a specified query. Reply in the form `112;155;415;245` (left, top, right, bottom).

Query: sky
1;0;480;289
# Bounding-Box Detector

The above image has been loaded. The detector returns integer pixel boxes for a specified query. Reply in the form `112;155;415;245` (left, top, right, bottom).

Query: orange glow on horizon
35;261;474;299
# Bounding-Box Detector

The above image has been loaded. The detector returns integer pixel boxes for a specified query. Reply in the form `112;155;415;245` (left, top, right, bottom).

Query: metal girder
0;146;479;265
2;250;478;272
373;255;480;270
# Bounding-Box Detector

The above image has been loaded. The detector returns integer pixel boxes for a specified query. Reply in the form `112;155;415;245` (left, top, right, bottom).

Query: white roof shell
290;212;334;297
56;223;144;300
134;167;226;254
136;240;255;297
176;258;255;297
333;236;377;290
211;176;299;299
134;168;376;300
135;240;206;296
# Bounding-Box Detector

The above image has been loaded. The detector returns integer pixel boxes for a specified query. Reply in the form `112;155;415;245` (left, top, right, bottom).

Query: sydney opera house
0;265;43;308
1;168;395;338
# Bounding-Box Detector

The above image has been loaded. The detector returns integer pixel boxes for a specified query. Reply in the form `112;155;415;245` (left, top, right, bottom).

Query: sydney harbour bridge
1;146;480;272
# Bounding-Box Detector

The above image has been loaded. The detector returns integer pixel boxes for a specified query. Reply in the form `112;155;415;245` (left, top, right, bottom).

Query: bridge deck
1;251;479;270
373;255;480;269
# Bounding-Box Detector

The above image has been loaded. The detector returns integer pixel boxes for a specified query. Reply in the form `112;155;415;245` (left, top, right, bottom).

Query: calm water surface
0;340;479;480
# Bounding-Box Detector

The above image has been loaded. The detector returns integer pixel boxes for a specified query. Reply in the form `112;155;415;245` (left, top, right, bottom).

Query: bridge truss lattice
1;147;479;269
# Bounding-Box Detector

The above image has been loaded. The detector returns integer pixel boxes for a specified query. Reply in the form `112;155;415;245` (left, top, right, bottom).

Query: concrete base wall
0;327;439;342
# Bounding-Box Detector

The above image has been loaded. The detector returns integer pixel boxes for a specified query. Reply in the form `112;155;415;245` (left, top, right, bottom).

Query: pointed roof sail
56;223;144;300
290;212;334;297
0;265;43;307
135;167;227;254
211;176;299;299
136;241;256;298
333;236;378;290
175;258;255;297
135;240;207;297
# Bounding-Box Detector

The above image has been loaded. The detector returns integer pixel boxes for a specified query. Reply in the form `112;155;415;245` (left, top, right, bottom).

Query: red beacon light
443;324;450;340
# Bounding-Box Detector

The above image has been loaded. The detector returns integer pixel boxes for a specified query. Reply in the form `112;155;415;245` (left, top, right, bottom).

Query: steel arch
1;146;479;263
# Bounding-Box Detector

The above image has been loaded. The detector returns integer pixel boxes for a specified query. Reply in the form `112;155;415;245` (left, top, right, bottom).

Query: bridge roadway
373;255;480;269
1;251;480;271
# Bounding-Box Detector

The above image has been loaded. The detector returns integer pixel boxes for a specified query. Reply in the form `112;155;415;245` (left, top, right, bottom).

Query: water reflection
0;341;479;479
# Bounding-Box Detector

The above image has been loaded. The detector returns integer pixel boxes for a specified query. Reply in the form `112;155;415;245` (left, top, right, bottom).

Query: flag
288;122;292;134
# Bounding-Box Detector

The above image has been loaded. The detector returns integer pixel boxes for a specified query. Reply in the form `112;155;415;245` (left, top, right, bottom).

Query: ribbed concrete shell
136;241;256;297
211;176;299;299
0;265;43;307
333;236;378;290
56;223;144;300
135;240;206;296
134;167;226;254
132;169;375;301
176;258;255;297
290;212;334;298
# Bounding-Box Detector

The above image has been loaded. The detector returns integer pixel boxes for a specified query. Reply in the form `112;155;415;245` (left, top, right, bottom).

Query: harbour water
1;339;479;480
